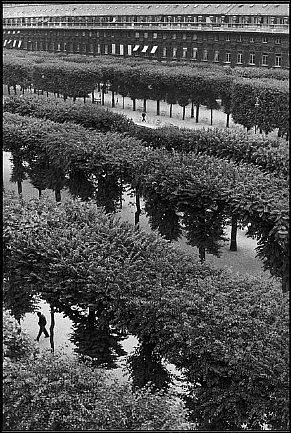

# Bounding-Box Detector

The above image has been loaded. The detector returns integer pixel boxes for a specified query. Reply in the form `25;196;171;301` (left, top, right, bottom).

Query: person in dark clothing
36;312;49;341
141;111;146;122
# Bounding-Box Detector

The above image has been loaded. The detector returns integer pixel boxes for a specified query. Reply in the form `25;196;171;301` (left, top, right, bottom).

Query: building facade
3;3;290;69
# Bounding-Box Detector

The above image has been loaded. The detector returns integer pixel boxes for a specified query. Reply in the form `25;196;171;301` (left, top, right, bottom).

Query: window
225;52;231;63
153;32;157;39
249;52;255;65
250;36;254;43
193;33;197;40
89;43;93;53
226;34;230;41
144;32;148;38
104;44;108;54
172;47;177;58
163;33;167;39
203;34;207;41
262;36;268;43
192;47;198;60
237;52;243;64
214;34;219;41
275;36;281;44
237;34;242;42
112;43;116;54
135;32;139;38
275;54;281;67
172;33;176;39
182;33;187;40
163;47;167;57
203;49;208;61
214;50;219;62
261;54;268;66
119;44;124;55
127;44;132;55
182;47;187;58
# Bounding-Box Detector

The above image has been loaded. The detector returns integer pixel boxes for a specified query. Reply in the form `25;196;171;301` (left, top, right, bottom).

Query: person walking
141;111;146;122
36;311;49;341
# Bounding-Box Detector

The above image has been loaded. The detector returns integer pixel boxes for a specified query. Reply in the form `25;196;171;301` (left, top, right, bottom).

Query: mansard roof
3;3;289;18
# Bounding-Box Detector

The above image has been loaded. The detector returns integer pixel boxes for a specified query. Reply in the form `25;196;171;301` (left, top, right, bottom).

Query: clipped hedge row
3;50;289;136
3;112;289;289
3;192;289;430
4;94;289;177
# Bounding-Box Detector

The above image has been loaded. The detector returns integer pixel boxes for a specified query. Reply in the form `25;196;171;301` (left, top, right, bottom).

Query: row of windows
5;39;282;67
3;29;283;44
3;15;289;26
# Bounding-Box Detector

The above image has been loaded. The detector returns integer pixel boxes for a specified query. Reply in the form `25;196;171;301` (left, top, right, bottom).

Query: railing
3;21;289;33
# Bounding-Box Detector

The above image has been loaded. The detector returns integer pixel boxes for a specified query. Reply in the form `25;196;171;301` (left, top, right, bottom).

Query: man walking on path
36;311;49;341
141;111;146;122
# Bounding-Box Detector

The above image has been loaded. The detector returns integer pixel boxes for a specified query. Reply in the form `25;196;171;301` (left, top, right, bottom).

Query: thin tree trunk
97;82;101;92
195;104;200;123
13;84;17;95
182;106;186;120
135;191;141;226
49;305;55;353
55;189;61;202
210;108;213;126
191;101;194;118
132;98;136;111
230;215;238;251
7;85;10;95
111;89;115;108
17;180;22;196
226;112;230;128
102;85;105;105
156;100;160;116
22;87;25;95
84;95;86;103
73;96;76;103
143;99;147;112
41;89;44;95
122;96;125;109
46;91;49;97
92;90;95;104
169;104;173;118
38;189;42;198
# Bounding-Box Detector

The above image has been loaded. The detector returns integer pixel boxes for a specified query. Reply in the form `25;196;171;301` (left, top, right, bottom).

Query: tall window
250;36;254;43
237;52;243;64
261;53;268;66
182;47;187;58
172;33;176;39
203;49;208;61
275;36;281;44
214;50;219;62
182;33;187;40
275;54;281;67
262;36;268;43
163;47;167;57
153;32;157;39
237;34;242;42
172;47;177;57
249;52;255;65
192;47;198;60
111;43;116;54
214;34;219;41
135;32;139;38
226;34;230;41
193;33;197;40
225;52;231;63
144;32;148;38
104;44;108;54
97;43;101;54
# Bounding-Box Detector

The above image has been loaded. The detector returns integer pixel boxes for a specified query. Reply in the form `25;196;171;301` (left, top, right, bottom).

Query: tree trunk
17;180;22;196
22;87;25;95
49;305;55;353
34;88;37;94
156;99;160;116
132;98;136;111
84;95;86;103
46;91;49;97
38;189;42;198
92;90;95;104
143;99;147;112
199;246;206;263
57;92;60;98
73;96;76;103
111;89;115;108
55;189;61;202
210;108;213;126
13;84;17;95
135;191;141;226
182;106;186;120
64;94;67;101
122;96;125;109
195;104;200;123
191;101;194;118
101;86;105;105
7;85;10;95
230;215;238;251
97;82;101;92
226;112;230;128
169;104;173;118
